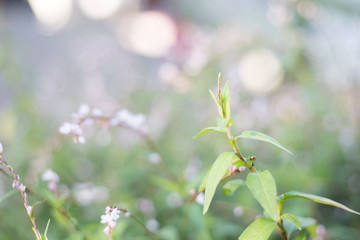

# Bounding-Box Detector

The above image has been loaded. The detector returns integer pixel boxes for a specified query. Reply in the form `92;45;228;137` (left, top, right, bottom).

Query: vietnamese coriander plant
193;74;360;240
1;73;359;240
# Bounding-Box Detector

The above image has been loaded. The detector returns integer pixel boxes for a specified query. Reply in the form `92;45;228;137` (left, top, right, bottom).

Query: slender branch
0;156;42;240
278;219;288;240
225;126;257;173
117;208;155;237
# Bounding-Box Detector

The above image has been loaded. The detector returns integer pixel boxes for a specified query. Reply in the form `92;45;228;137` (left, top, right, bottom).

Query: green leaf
279;191;360;215
193;126;226;138
283;216;316;238
209;89;224;118
238;217;277;240
281;213;301;230
223;179;245;195
217;117;233;129
292;232;306;240
220;81;231;118
29;201;43;219
203;152;235;214
32;227;41;240
246;171;280;221
198;169;211;192
0;189;17;205
235;130;292;155
43;219;51;240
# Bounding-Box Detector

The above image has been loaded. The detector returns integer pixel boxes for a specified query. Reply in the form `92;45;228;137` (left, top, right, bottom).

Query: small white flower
91;108;103;117
116;109;132;123
12;179;20;189
19;184;26;192
128;113;146;129
110;208;121;221
103;226;110;235
100;214;113;224
229;163;237;174
196;192;205;205
26;205;33;216
77;136;86;144
105;206;112;214
42;169;60;182
146;218;159;232
100;206;121;235
124;212;131;218
72;125;83;136
0;143;3;154
149;153;161;164
239;166;247;172
233;206;244;217
78;104;90;117
59;122;73;135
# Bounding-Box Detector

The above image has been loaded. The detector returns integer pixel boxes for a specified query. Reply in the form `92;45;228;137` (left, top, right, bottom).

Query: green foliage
246;171;280;222
219;81;231;119
235;130;292;155
283;216;316;238
292;232;306;240
238;217;277;240
279;191;360;215
222;179;245;195
193;126;226;138
203;152;235;214
209;89;224;118
281;213;301;231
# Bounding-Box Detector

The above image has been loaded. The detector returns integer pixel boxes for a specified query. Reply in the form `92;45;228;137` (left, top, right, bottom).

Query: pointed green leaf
238;217;277;240
279;191;360;215
209;89;224;118
44;219;51;240
283;216;316;238
198;169;210;192
246;171;280;221
29;200;44;219
236;130;292;155
223;179;245;195
32;227;41;240
203;152;235;214
292;232;306;240
193;126;226;138
220;81;231;118
282;213;301;230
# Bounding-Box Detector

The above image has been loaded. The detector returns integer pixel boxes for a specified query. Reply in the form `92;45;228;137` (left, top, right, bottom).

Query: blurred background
0;0;359;239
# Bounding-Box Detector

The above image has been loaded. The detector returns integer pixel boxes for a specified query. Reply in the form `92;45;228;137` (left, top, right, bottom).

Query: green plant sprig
194;75;360;240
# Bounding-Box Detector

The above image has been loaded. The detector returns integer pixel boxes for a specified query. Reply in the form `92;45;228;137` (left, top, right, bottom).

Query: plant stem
118;208;155;237
278;219;288;240
225;126;257;173
0;156;42;240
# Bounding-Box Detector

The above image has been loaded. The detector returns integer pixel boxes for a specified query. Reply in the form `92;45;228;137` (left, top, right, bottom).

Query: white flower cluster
59;122;86;144
0;143;3;154
100;206;121;235
41;169;60;192
59;104;102;144
110;109;147;133
12;176;32;216
229;163;246;175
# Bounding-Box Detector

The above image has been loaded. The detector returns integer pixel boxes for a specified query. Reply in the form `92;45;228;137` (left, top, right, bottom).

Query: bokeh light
77;0;123;20
117;11;178;57
238;49;283;95
28;0;72;32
